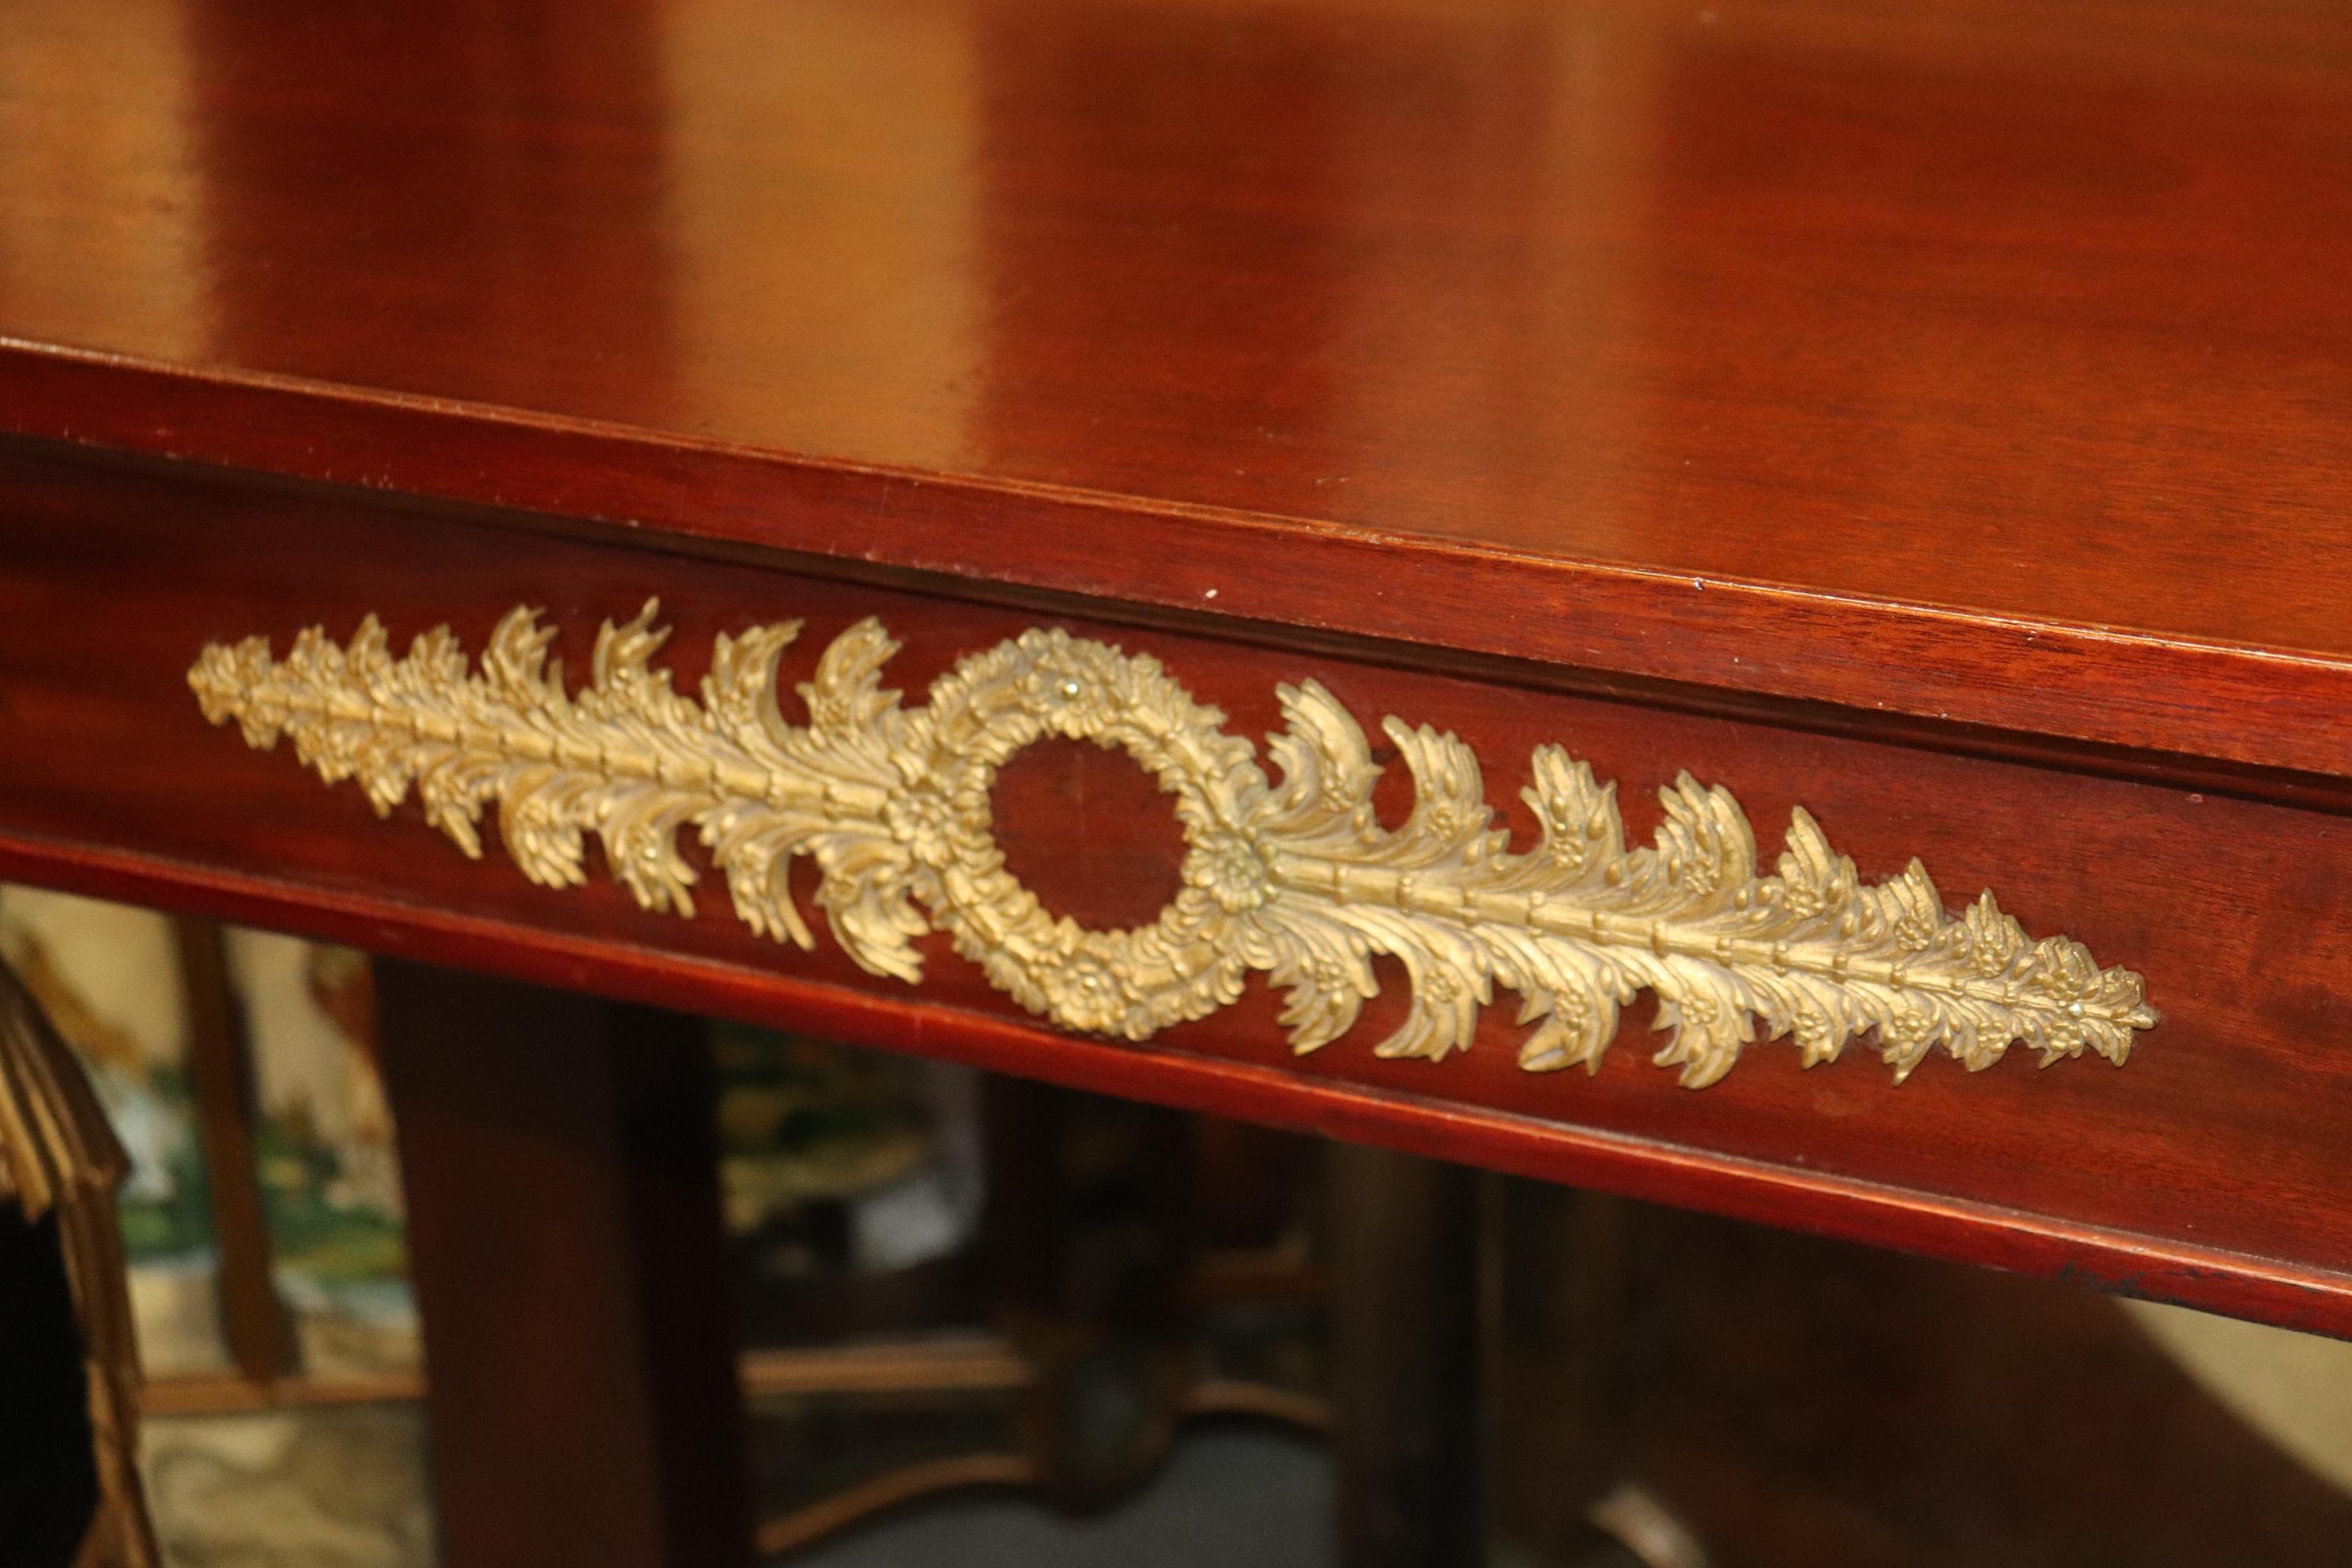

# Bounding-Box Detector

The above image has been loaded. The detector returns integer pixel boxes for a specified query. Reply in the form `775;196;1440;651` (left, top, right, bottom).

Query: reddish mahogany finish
375;965;754;1568
5;447;2352;1342
3;0;2352;779
5;0;2352;1349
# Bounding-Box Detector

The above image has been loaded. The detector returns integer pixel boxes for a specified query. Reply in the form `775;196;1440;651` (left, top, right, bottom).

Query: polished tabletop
5;0;2350;771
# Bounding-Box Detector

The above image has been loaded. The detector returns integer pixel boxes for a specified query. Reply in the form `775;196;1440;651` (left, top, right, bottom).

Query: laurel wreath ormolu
188;604;2156;1087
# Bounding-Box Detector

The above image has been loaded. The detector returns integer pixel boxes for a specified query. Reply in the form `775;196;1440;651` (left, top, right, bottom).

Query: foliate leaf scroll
190;605;2158;1088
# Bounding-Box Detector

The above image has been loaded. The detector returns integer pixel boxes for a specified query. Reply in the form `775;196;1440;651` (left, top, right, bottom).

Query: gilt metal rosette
189;604;2157;1087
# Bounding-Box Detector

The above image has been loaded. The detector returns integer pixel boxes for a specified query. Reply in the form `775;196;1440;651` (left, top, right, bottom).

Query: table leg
1490;1182;1649;1567
376;962;753;1568
1326;1141;1483;1568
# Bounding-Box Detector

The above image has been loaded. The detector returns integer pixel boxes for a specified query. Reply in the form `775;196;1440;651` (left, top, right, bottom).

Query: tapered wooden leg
1490;1181;1648;1568
173;921;298;1387
1326;1141;1482;1568
376;962;752;1568
986;1077;1194;1510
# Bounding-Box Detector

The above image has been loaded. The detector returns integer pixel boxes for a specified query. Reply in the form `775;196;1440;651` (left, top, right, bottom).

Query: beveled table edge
2;338;2347;784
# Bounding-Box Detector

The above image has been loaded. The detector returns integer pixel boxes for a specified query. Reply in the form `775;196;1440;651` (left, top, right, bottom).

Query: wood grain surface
3;0;2351;777
376;964;755;1568
6;447;2352;1337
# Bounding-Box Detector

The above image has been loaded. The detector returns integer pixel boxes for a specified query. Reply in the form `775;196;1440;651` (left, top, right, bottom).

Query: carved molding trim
190;604;2157;1087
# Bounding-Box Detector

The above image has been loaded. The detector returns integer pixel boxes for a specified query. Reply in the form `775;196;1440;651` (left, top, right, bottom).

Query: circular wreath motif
888;629;1272;1038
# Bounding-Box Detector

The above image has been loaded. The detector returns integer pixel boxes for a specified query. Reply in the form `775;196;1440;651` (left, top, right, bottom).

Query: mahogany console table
4;0;2350;1563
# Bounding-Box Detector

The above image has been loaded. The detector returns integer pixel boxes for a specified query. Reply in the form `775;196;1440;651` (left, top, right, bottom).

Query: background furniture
12;909;1337;1562
0;958;159;1567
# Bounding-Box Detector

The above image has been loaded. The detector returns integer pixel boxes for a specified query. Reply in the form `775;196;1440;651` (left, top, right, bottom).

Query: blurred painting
224;931;417;1377
0;884;228;1378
